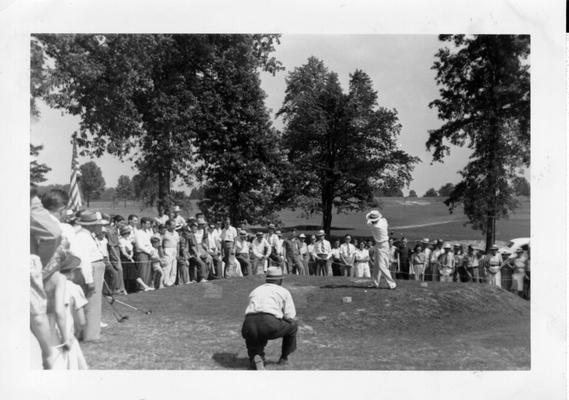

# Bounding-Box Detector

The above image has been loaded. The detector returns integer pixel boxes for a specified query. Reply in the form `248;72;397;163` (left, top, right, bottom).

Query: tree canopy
278;57;418;234
437;182;455;198
428;34;530;250
79;161;105;206
423;188;438;197
408;190;418;198
35;34;283;218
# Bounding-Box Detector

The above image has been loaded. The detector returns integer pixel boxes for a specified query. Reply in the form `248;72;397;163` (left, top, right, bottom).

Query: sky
30;34;526;196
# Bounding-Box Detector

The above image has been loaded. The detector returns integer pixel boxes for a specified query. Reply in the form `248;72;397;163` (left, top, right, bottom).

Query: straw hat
366;210;382;223
266;267;283;282
316;230;325;237
76;211;109;226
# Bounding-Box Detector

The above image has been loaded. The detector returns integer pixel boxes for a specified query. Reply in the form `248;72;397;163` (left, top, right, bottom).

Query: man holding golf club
366;210;397;289
241;267;297;370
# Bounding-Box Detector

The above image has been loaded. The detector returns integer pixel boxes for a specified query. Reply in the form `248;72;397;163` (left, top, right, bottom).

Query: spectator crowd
30;189;531;370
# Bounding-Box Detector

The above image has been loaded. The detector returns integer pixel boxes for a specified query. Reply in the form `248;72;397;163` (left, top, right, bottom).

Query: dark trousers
189;256;208;282
108;247;125;292
237;254;251;276
241;313;297;361
135;252;152;286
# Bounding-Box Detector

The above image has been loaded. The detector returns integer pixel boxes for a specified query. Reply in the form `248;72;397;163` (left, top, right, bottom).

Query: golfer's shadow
212;352;250;369
320;284;370;289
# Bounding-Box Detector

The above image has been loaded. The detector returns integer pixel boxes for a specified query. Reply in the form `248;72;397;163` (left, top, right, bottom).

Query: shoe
277;357;288;366
199;279;209;283
253;355;265;370
100;321;108;328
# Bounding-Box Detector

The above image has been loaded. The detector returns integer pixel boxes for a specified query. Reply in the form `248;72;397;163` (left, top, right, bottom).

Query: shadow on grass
212;352;250;370
319;284;372;289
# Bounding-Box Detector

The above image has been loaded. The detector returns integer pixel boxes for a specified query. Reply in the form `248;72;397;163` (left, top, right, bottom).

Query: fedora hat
255;231;263;236
266;267;283;282
490;244;499;251
268;223;276;230
197;217;207;225
239;228;247;235
59;253;82;273
421;238;430;244
298;233;306;239
443;242;452;249
316;230;325;237
76;211;109;226
366;210;382;223
119;225;131;236
173;205;181;212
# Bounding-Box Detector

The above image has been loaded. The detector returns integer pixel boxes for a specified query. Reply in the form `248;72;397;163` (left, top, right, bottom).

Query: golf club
111;297;153;315
102;281;129;322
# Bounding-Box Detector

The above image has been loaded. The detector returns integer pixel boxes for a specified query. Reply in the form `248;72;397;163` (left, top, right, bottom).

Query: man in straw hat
241;267;297;370
365;210;397;289
313;230;332;276
73;210;109;341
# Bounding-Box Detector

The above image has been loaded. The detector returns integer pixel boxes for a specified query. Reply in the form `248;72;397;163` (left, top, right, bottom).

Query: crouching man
241;267;297;370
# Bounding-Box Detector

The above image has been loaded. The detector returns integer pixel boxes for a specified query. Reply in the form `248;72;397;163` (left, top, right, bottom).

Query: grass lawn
82;275;530;370
88;197;530;242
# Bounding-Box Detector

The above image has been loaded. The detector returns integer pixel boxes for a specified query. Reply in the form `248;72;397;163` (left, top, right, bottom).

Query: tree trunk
321;183;333;236
485;214;494;253
157;168;171;214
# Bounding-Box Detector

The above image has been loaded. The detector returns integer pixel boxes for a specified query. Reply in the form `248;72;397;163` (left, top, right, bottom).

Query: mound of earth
83;275;530;370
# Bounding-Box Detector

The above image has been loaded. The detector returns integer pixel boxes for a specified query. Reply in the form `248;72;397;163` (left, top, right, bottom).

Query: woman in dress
354;241;371;278
119;225;153;292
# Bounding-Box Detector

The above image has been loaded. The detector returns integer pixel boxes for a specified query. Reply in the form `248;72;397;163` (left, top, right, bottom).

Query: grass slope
83;275;530;370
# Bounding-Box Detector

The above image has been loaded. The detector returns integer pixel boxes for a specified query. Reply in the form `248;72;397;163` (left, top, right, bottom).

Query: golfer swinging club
241;267;297;370
366;210;397;290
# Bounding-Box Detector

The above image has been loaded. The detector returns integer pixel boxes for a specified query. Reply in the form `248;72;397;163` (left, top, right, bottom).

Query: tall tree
513;176;530;196
438;182;455;197
115;175;133;207
278;57;418;234
35;34;282;214
30;144;51;184
423;188;438;197
428;35;530;251
30;38;53;185
408;190;418;198
79;161;105;206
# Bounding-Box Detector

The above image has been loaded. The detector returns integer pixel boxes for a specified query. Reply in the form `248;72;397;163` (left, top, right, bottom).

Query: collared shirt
251;238;271;259
106;225;120;248
162;230;180;249
244;283;296;320
330;247;340;260
221;226;238;242
134;228;154;255
307;243;316;260
299;242;308;256
74;227;105;284
95;236;109;258
119;237;133;258
465;253;479;268
205;230;220;253
430;248;442;263
412;251;427;265
235;237;250;254
154;214;169;226
195;228;205;246
314;239;331;259
367;217;389;243
339;243;356;264
354;248;369;263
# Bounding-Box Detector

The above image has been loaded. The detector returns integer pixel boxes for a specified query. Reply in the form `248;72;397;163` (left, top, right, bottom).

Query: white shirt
354;248;370;263
95;236;109;258
221;226;238;242
119;237;134;258
206;231;219;253
314;239;331;259
194;229;204;246
299;242;308;256
154;215;169;225
134;228;154;254
330;247;340;260
74;227;105;284
251;238;271;259
235;237;250;254
339;243;356;264
174;215;186;229
367;217;389;243
244;283;296;320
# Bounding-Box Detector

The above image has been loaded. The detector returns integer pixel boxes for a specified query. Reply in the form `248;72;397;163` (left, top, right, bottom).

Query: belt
237;253;249;256
91;259;104;263
224;240;234;243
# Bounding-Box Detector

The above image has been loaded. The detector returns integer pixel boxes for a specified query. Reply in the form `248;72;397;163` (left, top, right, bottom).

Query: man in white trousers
366;210;397;290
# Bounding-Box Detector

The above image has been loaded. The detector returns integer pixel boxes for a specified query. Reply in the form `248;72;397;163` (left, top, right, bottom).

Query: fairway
83;276;530;370
89;196;530;242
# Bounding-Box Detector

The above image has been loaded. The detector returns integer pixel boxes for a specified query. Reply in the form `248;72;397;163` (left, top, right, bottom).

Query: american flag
67;135;82;210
